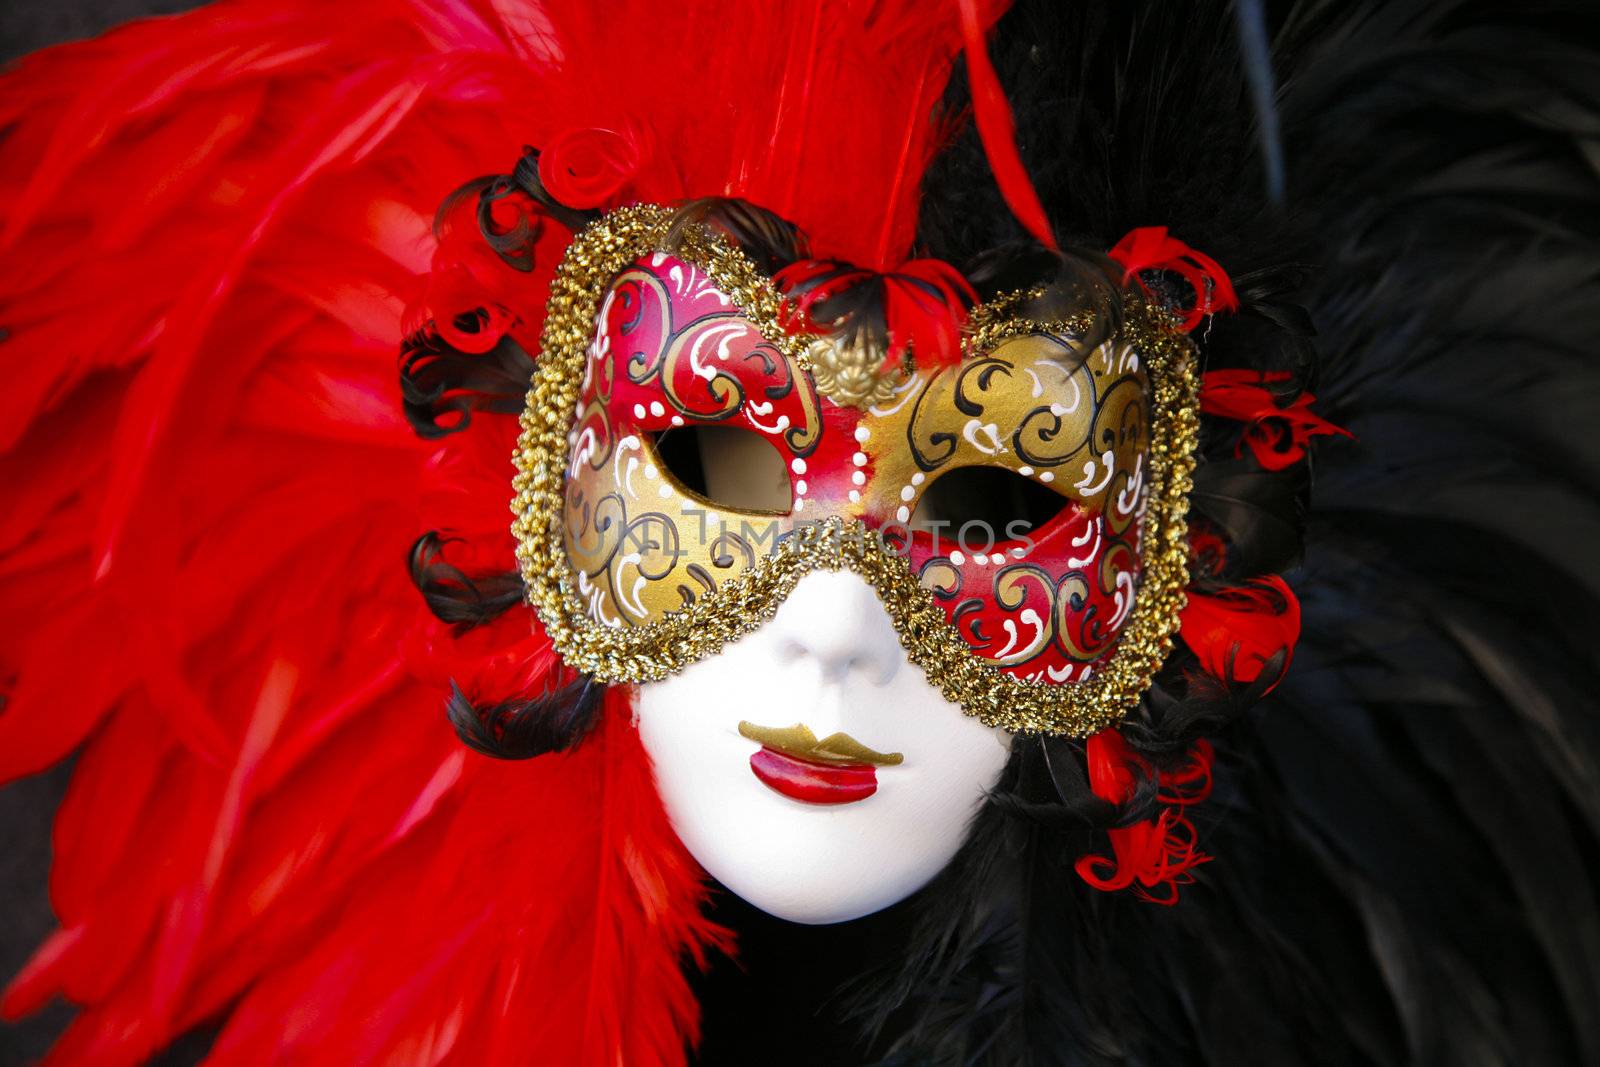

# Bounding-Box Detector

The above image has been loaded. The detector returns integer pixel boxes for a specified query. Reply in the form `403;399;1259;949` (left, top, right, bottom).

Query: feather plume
0;2;738;1061
857;0;1600;1062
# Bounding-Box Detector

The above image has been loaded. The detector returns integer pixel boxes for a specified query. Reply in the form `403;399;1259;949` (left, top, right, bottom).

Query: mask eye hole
650;424;793;514
908;465;1070;541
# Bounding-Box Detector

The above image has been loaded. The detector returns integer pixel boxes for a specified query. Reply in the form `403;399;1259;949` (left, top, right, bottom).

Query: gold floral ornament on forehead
805;335;901;409
510;203;1200;737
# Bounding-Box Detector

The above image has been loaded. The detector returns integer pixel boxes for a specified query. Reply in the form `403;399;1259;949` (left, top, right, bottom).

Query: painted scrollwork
911;506;1139;683
608;262;822;454
900;332;1148;511
564;254;825;626
558;239;1161;705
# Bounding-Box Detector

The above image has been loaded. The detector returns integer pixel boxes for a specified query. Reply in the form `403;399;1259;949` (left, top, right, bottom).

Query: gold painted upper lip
737;721;904;767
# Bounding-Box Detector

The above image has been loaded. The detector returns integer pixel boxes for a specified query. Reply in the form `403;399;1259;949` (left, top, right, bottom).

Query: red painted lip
749;747;879;804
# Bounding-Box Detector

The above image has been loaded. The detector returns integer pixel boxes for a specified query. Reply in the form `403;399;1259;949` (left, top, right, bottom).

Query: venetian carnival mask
512;204;1199;922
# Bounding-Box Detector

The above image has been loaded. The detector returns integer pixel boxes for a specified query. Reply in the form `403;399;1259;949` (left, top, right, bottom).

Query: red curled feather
1200;369;1353;470
1179;575;1302;685
1108;226;1239;331
1074;731;1214;905
957;0;1058;250
775;257;977;371
415;272;517;354
538;123;651;210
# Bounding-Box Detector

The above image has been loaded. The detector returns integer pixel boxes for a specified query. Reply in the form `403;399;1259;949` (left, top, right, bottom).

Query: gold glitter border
511;205;1198;737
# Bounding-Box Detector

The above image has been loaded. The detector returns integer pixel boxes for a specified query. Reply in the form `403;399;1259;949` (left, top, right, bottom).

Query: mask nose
767;570;905;686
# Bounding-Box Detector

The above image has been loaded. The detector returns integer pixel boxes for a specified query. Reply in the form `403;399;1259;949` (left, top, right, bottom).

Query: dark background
0;0;200;66
8;3;1595;1066
0;764;71;1066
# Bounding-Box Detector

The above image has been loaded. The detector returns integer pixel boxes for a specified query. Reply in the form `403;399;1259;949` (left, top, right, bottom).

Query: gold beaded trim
510;205;1199;737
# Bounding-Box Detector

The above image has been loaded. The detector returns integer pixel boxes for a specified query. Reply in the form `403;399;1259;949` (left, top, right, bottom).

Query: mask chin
634;570;1012;925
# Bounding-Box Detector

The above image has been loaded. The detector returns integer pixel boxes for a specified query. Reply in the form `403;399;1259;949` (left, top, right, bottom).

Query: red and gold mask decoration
512;204;1200;736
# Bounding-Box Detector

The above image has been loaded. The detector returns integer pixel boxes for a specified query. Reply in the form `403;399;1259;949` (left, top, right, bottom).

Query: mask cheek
907;504;1146;686
567;417;813;630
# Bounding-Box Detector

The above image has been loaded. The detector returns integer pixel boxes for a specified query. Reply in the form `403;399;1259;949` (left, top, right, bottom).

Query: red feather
775;257;977;371
0;2;733;1061
881;259;979;368
1179;575;1303;685
0;1;1028;1061
957;0;1058;249
1108;226;1239;331
520;0;1009;268
1200;368;1353;470
1074;731;1214;905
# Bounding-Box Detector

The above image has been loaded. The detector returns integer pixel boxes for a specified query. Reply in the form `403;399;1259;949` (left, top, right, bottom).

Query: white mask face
636;569;1014;925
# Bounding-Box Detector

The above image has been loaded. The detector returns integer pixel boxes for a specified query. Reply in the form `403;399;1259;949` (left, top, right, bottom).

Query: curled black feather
398;327;535;439
664;197;807;274
407;532;523;633
1124;649;1291;759
433;174;497;233
397;172;542;439
778;260;894;355
476;175;543;271
987;734;1117;835
429;172;544;274
967;242;1128;351
446;678;604;760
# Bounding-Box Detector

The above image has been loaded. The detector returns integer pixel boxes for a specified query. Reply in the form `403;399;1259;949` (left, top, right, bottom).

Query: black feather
407;532;524;633
664;197;807;274
1190;458;1308;577
840;0;1600;1063
398;326;535;439
445;678;604;760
